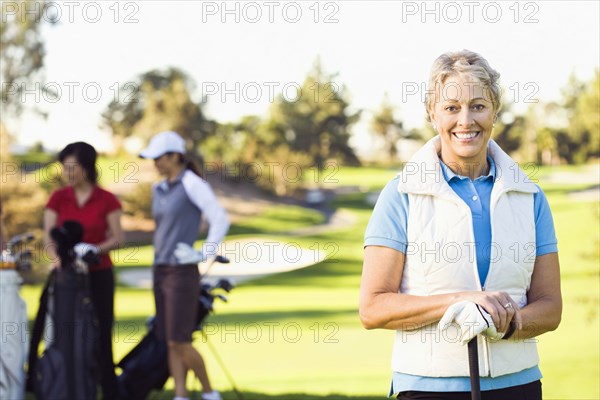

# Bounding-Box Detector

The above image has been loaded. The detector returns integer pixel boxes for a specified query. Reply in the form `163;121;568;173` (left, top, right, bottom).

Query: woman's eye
473;104;485;111
445;106;457;112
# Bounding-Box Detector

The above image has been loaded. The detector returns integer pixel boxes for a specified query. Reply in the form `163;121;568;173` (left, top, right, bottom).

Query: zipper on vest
480;287;492;376
480;190;508;377
482;188;513;291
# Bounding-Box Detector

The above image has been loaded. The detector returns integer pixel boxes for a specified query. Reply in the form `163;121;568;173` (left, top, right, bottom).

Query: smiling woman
426;52;500;180
360;50;562;400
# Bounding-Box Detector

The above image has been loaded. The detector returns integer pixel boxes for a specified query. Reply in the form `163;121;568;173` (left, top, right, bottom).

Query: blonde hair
425;50;501;122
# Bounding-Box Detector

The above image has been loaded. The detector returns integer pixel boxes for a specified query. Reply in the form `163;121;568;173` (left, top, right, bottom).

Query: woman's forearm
97;209;124;255
96;237;122;254
43;209;59;265
511;297;562;340
360;291;462;330
511;253;562;340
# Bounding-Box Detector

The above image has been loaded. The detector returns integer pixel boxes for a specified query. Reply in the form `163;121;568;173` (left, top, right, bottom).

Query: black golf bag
116;276;233;400
27;221;100;400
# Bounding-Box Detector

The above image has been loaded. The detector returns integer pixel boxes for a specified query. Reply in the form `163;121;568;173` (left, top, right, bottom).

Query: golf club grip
468;337;482;400
215;255;230;264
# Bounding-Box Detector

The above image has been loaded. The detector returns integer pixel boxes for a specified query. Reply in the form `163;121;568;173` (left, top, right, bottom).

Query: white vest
391;136;540;378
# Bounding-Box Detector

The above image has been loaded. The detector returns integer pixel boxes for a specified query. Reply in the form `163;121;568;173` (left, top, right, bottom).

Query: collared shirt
152;172;203;265
46;185;121;271
152;169;229;265
364;154;558;394
439;156;496;286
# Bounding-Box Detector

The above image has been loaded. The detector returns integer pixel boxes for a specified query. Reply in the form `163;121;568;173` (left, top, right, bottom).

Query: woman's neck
440;153;489;180
72;180;94;193
167;164;185;182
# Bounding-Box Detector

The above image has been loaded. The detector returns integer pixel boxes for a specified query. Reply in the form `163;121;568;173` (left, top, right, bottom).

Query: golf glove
174;242;206;265
73;242;101;267
439;301;504;345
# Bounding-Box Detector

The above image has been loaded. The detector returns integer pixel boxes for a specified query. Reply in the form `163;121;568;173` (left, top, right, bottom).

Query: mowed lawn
19;165;599;399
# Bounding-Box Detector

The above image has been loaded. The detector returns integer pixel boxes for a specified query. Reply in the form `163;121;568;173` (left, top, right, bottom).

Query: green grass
227;205;326;236
317;165;399;192
19;165;599;399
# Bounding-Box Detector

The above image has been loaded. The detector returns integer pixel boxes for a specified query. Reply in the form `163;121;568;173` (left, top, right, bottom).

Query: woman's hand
439;301;504;344
458;290;522;335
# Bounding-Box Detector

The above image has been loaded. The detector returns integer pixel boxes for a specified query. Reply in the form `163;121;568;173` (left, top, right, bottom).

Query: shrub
120;181;154;219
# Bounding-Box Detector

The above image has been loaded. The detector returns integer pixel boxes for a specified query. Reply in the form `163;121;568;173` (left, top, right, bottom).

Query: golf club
468;337;481;400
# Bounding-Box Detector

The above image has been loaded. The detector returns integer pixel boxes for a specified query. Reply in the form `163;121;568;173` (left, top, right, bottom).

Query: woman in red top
44;142;124;400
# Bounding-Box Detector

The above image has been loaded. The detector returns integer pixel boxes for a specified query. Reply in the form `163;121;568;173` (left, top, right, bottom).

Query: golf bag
116;276;234;400
26;221;100;400
0;233;33;400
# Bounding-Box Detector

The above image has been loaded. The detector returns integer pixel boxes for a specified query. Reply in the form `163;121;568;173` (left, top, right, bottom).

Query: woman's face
61;155;88;186
153;152;181;177
429;74;496;166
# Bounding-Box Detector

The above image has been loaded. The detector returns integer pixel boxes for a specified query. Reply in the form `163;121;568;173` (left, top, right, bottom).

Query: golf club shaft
200;255;230;279
468;337;481;400
201;331;245;400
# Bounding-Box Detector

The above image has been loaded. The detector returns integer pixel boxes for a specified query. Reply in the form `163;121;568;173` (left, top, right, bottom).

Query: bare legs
168;341;213;397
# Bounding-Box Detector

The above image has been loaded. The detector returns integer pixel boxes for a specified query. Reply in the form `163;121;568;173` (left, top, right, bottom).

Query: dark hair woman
139;131;229;400
44;141;124;399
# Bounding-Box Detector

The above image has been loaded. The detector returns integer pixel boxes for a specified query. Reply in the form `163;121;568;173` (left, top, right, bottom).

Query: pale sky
6;0;599;157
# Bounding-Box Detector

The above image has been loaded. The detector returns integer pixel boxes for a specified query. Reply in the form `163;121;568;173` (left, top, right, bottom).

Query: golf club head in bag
50;220;83;268
50;220;100;271
196;278;234;330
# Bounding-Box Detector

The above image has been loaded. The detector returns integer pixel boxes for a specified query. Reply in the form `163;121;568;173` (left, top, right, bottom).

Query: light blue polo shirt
364;156;558;395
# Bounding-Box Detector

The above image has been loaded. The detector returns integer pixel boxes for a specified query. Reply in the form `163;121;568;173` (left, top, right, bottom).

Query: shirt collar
67;185;99;205
157;170;186;192
440;155;496;183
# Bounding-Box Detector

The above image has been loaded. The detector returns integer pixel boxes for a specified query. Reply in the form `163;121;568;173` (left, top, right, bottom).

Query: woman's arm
96;209;124;254
359;245;522;333
181;172;229;256
43;208;59;267
511;252;562;339
360;245;464;330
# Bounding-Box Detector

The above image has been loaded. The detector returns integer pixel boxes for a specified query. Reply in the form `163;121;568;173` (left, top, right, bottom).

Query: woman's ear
429;112;437;130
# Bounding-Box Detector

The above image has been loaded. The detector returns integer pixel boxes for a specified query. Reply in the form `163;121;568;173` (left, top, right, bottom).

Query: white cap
139;131;186;159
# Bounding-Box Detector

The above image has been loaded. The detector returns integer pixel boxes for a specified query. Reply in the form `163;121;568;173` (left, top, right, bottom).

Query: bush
120;181;154;219
1;169;54;239
1;164;56;272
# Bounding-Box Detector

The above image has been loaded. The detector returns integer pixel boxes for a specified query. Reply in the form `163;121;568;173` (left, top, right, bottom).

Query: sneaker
201;390;222;400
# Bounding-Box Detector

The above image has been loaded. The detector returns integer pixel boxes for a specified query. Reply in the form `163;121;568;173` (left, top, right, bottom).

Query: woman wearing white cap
140;131;229;400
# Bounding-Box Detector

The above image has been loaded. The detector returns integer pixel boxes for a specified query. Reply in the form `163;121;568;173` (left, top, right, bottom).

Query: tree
491;104;522;155
573;70;600;160
101;67;215;155
531;102;563;165
560;72;599;163
200;115;312;196
1;0;55;119
370;93;418;163
267;59;361;169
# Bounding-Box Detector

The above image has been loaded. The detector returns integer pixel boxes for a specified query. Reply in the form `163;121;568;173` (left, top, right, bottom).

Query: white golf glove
73;242;99;259
439;301;504;345
174;242;206;265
